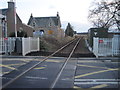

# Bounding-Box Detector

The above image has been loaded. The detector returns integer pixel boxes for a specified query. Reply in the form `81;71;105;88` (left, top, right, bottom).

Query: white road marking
25;76;48;80
78;60;99;63
74;82;119;85
61;78;71;81
1;77;13;80
75;79;120;82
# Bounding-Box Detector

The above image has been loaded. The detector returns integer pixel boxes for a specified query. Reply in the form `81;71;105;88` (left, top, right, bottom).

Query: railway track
1;37;82;89
27;37;95;57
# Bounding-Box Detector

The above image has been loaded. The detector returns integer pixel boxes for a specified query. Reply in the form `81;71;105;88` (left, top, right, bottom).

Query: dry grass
40;36;75;52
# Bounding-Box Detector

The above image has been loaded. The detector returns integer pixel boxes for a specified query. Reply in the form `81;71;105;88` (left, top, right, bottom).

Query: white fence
93;35;120;57
22;37;39;56
0;37;40;56
0;38;16;54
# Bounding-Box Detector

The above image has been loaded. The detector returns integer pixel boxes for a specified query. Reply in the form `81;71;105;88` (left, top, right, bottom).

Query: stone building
27;12;64;39
0;1;34;37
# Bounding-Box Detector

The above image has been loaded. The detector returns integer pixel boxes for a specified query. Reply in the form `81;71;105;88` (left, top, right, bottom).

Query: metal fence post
38;37;40;51
29;37;31;53
112;35;120;56
22;37;24;56
5;38;8;55
93;37;99;58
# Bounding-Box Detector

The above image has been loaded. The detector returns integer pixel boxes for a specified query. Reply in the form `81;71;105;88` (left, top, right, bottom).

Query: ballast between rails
1;37;79;89
50;37;82;88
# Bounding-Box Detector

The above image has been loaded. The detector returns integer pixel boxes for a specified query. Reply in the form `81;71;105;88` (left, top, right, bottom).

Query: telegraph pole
14;0;17;37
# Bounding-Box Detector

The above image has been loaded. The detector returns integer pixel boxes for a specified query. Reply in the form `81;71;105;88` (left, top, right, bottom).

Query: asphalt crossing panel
74;58;120;89
4;58;67;88
1;57;119;89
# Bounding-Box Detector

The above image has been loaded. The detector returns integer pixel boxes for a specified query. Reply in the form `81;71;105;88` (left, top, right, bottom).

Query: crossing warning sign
99;40;103;43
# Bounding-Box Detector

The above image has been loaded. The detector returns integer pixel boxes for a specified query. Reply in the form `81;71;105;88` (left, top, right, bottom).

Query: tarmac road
1;56;120;89
74;58;120;89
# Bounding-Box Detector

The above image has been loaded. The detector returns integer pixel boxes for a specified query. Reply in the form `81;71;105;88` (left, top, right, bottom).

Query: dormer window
33;22;35;27
49;23;52;26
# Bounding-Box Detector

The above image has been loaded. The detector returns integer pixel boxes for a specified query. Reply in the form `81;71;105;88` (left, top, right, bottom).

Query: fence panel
22;37;39;56
93;35;120;57
0;37;39;56
8;38;16;53
22;38;30;56
0;38;5;53
30;37;39;52
0;38;15;54
93;38;99;57
98;38;112;56
112;35;120;56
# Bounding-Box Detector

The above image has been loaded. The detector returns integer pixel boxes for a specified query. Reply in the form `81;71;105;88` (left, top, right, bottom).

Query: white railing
22;37;39;56
0;37;40;56
0;38;16;54
93;35;120;57
112;35;120;56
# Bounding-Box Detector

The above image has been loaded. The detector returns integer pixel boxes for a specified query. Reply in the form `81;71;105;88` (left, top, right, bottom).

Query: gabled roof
28;13;61;27
34;17;58;27
0;8;8;15
0;8;22;23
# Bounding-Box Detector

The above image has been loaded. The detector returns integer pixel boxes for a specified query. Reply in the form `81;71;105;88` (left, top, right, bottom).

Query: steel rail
2;38;78;89
50;37;82;89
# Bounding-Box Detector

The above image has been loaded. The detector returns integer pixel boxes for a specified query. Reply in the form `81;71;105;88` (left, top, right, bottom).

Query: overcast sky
0;0;94;32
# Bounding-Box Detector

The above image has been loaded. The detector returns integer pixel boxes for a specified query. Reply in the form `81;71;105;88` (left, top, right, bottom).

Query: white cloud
0;0;94;32
62;21;92;33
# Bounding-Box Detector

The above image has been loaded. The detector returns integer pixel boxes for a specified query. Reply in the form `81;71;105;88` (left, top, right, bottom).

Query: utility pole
14;0;17;37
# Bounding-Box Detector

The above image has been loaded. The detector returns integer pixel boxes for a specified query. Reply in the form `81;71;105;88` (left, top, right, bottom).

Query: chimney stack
7;0;17;37
8;1;15;9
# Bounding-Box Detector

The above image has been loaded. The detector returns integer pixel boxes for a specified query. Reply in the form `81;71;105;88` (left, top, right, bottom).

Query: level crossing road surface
0;56;120;89
74;58;120;89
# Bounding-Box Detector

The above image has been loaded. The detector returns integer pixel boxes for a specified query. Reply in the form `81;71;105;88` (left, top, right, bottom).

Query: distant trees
65;23;74;37
88;0;120;30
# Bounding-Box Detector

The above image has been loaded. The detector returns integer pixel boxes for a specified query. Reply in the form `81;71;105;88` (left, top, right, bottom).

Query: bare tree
88;0;120;30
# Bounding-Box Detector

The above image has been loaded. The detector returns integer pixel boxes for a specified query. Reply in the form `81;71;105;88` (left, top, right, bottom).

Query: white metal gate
93;35;120;57
22;37;40;56
112;35;120;56
0;38;16;54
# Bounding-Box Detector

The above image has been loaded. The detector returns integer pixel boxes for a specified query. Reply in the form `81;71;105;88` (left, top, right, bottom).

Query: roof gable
0;8;8;15
34;17;58;27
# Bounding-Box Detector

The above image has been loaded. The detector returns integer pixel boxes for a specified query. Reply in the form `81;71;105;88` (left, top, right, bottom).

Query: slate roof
35;17;58;27
0;8;22;22
28;15;60;27
0;8;8;15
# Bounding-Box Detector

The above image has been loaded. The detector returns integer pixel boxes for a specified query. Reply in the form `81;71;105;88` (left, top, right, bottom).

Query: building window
33;30;44;37
40;30;44;36
33;23;35;27
49;23;52;26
